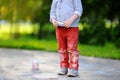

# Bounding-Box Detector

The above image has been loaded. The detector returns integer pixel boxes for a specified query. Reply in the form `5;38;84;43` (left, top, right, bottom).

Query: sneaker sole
58;73;67;75
67;74;78;77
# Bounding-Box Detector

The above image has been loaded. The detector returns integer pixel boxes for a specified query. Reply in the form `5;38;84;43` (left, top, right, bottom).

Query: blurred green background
0;0;120;59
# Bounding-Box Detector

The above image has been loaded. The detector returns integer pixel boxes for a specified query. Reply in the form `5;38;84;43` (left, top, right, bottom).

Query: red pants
56;27;79;70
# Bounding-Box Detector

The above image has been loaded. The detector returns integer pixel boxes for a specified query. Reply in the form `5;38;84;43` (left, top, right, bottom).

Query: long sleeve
50;0;56;23
73;0;83;17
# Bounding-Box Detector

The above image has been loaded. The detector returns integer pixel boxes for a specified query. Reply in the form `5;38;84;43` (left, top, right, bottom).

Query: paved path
0;48;120;80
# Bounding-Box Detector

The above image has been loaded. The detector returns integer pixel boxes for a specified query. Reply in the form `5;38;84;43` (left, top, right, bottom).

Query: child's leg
56;27;69;68
66;27;79;70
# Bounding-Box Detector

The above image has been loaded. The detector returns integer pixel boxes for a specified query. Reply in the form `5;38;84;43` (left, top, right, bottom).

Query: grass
0;36;58;52
0;36;120;60
79;43;120;59
0;23;120;60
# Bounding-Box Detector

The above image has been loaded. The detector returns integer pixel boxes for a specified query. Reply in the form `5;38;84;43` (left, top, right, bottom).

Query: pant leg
66;27;79;70
56;27;69;68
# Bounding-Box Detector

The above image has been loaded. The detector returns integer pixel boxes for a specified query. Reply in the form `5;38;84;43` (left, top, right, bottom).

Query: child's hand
64;19;73;28
52;19;58;27
64;14;79;28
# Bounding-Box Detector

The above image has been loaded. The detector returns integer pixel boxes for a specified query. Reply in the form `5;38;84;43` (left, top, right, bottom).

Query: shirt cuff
50;15;56;23
74;11;82;17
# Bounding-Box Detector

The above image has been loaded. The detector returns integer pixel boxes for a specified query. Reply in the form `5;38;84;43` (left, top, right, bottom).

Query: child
50;0;83;77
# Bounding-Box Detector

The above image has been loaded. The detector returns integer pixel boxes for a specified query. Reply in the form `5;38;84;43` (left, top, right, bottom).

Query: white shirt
50;0;83;27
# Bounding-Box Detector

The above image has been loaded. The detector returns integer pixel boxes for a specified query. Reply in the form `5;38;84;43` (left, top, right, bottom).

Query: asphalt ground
0;48;120;80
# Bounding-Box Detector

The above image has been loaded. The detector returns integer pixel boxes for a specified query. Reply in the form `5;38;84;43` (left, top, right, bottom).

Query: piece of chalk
57;21;64;25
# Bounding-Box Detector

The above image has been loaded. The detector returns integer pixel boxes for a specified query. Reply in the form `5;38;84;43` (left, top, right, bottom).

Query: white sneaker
67;69;78;77
58;67;68;75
